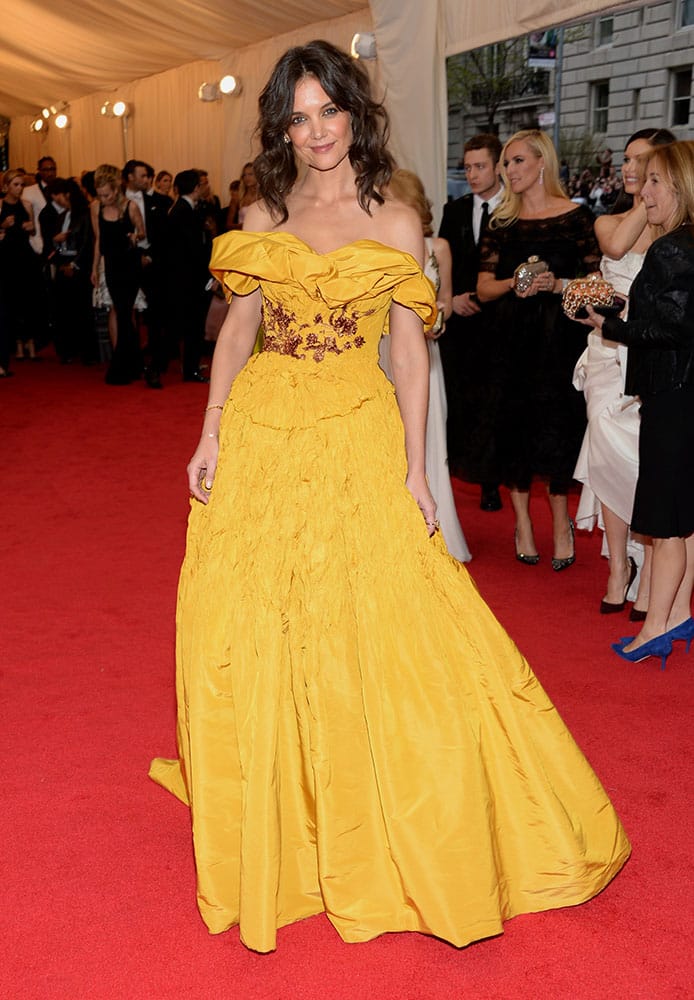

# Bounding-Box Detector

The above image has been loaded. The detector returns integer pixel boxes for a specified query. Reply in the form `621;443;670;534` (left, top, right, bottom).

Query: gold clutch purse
562;274;619;319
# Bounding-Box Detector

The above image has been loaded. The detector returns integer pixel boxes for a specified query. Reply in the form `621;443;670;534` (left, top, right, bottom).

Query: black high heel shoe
514;529;540;565
600;556;637;614
552;518;575;572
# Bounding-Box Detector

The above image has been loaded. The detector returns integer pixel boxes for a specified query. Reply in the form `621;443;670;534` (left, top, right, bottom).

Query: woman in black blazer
583;140;694;668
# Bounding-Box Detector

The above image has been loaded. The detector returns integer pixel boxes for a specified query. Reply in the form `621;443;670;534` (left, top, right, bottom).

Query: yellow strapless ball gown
150;231;630;953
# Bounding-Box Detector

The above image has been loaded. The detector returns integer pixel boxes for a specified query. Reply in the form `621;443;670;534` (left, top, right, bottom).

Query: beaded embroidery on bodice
262;299;367;362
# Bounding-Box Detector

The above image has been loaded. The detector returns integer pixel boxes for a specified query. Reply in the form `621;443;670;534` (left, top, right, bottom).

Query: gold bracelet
205;404;225;412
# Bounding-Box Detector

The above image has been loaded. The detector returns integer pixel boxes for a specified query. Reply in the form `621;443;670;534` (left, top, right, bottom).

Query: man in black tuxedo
22;157;57;254
23;157;60;346
439;134;504;511
123;159;172;388
165;170;211;382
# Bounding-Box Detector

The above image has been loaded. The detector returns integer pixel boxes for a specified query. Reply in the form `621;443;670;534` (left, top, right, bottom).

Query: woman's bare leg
624;536;686;650
632;538;652;613
667;534;694;627
602;504;631;604
548;491;573;561
510;488;537;557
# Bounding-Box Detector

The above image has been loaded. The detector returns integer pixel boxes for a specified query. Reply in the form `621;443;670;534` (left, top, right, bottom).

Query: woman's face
96;183;118;207
621;138;653;195
241;165;256;188
5;176;25;199
641;158;679;229
503;141;543;196
286;76;352;174
157;174;172;196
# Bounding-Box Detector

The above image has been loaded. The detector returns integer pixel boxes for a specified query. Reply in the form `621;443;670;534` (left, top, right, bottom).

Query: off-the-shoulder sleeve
391;269;438;331
209;232;261;300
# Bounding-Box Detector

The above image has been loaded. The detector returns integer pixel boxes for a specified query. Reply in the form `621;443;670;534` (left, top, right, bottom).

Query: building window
593;81;609;133
597;16;614;45
672;68;692;125
681;0;694;28
632;89;641;121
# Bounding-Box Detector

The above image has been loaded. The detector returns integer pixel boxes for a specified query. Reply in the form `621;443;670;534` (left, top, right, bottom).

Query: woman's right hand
515;271;556;298
453;291;481;317
406;472;438;536
576;304;606;332
187;435;219;504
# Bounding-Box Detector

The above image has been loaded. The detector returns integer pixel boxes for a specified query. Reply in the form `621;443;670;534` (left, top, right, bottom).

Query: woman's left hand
575;304;605;330
406;472;439;536
424;302;445;340
515;270;556;298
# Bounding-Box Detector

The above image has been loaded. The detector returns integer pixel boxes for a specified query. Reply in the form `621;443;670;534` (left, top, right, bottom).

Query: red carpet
2;356;692;999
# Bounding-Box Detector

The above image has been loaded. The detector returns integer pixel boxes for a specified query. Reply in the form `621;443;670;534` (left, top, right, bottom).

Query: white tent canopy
4;0;616;213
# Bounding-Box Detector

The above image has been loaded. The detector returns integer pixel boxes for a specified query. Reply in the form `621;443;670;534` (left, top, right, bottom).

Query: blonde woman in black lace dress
477;130;600;569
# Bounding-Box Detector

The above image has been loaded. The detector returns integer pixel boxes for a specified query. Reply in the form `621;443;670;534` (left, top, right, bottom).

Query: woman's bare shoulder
242;200;275;232
374;198;424;263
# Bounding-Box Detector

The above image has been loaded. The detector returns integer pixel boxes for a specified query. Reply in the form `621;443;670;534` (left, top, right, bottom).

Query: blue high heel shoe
665;617;694;652
611;634;673;670
615;618;694;653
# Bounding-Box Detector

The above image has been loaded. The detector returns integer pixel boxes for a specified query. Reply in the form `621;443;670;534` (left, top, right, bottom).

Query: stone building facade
448;1;694;169
560;1;694;154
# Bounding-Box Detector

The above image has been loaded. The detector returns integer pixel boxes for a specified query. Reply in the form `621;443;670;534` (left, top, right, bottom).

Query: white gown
572;251;644;595
379;240;471;562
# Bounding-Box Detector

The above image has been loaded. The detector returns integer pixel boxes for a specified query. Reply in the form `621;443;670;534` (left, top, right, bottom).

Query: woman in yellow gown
150;40;630;954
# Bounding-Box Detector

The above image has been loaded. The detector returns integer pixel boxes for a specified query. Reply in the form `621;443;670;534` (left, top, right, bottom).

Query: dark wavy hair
610;128;676;214
255;39;394;223
48;177;89;219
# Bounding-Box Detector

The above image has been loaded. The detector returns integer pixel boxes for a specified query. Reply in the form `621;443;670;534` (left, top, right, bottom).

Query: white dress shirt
472;188;504;244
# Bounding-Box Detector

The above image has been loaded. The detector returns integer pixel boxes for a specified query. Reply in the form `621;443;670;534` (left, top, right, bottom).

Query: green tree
447;39;548;132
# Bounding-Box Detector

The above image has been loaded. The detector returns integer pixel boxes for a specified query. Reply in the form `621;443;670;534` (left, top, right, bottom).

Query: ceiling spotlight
41;107;51;119
100;100;130;118
30;116;46;133
54;112;70;129
198;82;219;102
219;74;241;96
351;32;377;60
198;77;242;101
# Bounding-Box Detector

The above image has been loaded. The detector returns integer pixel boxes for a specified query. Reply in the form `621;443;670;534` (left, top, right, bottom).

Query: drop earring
539;166;545;186
283;134;291;145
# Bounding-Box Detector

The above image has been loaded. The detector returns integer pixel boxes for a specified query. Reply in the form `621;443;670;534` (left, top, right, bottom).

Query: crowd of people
565;153;624;214
438;123;694;674
0;157;259;383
